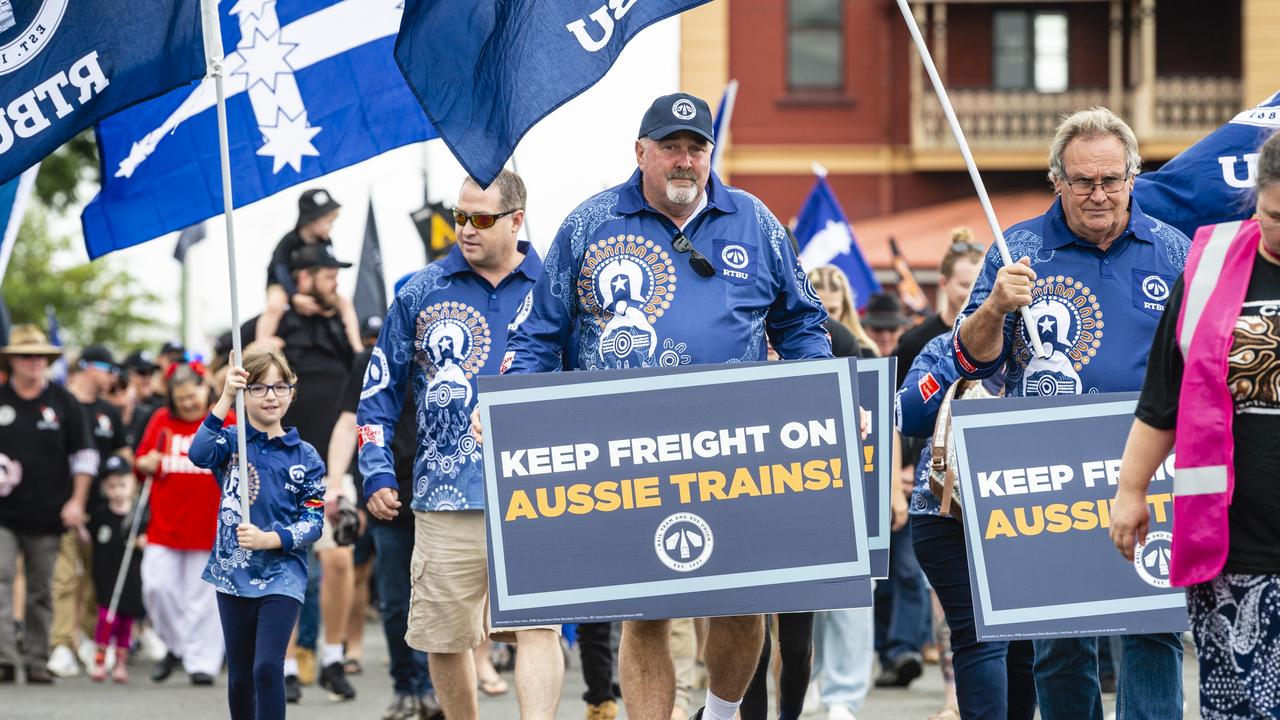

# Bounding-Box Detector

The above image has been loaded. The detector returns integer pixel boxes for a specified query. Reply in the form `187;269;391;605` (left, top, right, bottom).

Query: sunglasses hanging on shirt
671;231;715;278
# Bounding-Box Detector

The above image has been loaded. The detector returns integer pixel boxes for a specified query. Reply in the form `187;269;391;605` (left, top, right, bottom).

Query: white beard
665;182;698;206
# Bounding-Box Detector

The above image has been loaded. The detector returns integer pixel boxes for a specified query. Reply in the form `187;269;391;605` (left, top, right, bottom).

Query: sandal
341;658;363;676
478;676;509;696
928;706;961;720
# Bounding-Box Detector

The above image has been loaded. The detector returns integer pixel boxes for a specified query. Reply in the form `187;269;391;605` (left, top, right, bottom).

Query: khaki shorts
406;510;558;653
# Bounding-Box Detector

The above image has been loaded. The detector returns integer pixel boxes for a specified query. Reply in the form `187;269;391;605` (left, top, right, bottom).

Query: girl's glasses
246;383;294;398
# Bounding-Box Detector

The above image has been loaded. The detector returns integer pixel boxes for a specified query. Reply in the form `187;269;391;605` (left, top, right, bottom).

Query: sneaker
0;664;15;684
873;651;924;688
47;645;81;678
24;664;54;684
77;638;97;670
151;652;182;683
139;626;168;662
190;672;215;686
827;705;857;720
111;649;130;684
419;691;444;720
285;674;302;704
296;646;317;685
381;693;419;720
318;661;356;701
587;699;619;720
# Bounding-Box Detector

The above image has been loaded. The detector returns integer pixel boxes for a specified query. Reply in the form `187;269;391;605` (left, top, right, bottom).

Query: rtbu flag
0;0;206;186
395;0;711;188
81;0;438;259
794;175;881;310
1133;91;1280;237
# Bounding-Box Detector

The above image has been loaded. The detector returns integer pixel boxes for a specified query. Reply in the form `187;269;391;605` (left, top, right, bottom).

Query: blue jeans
296;549;320;650
370;521;432;696
874;524;931;664
217;593;301;720
811;608;874;711
912;514;1037;720
1034;633;1182;720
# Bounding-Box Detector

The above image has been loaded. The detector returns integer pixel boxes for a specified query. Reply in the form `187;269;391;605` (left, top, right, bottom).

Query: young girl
87;455;146;684
189;347;325;720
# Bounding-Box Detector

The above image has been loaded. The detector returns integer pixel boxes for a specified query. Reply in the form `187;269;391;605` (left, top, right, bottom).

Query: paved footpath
6;623;1200;719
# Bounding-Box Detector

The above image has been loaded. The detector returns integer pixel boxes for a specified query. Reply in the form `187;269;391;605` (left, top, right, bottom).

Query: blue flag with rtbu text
0;0;207;186
81;0;438;259
394;0;711;188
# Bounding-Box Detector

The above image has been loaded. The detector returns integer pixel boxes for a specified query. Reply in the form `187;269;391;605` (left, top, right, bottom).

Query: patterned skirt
1188;573;1280;719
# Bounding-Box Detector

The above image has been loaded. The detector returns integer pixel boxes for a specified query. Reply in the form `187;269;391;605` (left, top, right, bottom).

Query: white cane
893;0;1048;360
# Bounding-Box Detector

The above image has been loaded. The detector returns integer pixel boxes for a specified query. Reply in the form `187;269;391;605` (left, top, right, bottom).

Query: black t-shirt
88;504;146;617
825;318;860;359
1136;254;1280;574
281;309;354;457
894;313;950;387
266;230;334;297
127;399;161;451
0;382;95;535
81;397;129;510
341;348;415;525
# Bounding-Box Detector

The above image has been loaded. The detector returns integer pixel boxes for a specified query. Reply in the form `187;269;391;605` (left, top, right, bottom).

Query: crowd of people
0;90;1278;720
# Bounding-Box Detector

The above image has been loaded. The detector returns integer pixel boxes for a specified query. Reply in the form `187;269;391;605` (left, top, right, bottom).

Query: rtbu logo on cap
672;98;696;120
638;93;714;144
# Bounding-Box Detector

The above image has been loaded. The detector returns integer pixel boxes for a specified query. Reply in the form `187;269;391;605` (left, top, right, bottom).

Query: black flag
354;199;388;325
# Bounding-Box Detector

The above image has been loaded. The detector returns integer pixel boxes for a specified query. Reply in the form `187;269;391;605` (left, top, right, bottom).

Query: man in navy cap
500;93;832;720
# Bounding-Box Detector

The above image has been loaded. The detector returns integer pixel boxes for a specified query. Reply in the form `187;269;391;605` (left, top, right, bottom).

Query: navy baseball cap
638;93;714;144
101;455;131;478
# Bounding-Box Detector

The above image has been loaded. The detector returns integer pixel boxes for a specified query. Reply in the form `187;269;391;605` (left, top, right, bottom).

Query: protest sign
478;359;873;626
858;357;896;579
951;393;1187;640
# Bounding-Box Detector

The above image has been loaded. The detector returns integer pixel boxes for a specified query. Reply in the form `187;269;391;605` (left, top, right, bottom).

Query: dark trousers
912;515;1037;720
297;550;320;650
577;622;617;704
874;524;931;664
741;612;815;720
370;521;432;696
217;592;302;720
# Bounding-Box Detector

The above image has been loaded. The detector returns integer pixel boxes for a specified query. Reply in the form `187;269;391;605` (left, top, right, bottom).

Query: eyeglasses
246;382;295;398
671;232;716;278
452;208;520;229
1063;174;1131;197
948;241;985;254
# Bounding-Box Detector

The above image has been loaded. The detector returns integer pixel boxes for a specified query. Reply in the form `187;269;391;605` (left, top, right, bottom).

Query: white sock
282;658;299;677
703;690;743;720
321;643;344;667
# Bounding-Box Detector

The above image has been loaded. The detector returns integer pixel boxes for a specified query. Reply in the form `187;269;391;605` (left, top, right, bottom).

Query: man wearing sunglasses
950;108;1188;718
500;93;831;720
358;170;564;720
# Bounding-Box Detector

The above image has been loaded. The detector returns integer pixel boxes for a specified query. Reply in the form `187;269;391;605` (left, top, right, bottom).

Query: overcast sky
47;17;681;358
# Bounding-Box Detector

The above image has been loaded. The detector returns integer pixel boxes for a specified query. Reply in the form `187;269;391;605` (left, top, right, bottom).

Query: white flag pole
201;0;252;522
893;0;1047;359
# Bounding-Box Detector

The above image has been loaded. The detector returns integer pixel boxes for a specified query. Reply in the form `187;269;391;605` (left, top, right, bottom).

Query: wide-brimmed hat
862;293;910;330
0;324;62;357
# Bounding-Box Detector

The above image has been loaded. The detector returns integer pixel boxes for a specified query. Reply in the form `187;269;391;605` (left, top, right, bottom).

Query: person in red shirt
135;363;227;685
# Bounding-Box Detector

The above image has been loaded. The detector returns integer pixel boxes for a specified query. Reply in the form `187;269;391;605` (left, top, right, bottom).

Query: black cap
862;293;910;329
360;315;384;339
101;455;131;478
78;345;114;367
123;350;157;374
638;93;715;144
289;243;353;272
297;188;341;228
214;331;234;359
160;339;186;358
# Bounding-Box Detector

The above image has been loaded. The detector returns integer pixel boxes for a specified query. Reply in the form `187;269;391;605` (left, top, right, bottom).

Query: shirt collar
439;240;542;281
614;168;739;218
244;421;301;447
1041;195;1157;250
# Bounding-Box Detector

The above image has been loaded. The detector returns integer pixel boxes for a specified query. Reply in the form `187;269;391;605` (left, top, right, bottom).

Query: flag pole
201;0;252;522
892;0;1047;359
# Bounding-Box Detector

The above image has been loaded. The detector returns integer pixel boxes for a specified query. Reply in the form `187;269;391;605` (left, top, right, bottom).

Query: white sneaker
826;705;857;720
47;645;81;678
77;638;97;669
140;626;168;662
802;681;821;715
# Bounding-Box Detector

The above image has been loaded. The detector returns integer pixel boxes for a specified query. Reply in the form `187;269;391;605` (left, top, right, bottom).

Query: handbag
928;379;997;521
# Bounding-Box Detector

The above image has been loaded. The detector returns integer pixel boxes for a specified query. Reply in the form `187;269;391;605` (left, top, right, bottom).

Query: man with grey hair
950;107;1187;718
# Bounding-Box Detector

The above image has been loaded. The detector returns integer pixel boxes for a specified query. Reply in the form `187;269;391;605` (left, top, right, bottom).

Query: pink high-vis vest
1171;218;1261;587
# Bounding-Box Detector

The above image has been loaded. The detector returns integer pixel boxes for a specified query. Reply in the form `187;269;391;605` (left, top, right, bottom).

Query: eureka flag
81;0;438;259
794;175;881;309
394;0;711;188
0;0;206;186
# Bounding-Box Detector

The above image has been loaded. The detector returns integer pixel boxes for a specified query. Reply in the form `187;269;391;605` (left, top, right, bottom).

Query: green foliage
2;204;163;349
33;130;99;214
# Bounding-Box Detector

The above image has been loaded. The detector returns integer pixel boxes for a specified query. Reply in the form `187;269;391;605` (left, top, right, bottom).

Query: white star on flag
258;111;322;173
230;29;298;92
229;0;277;21
798;219;854;271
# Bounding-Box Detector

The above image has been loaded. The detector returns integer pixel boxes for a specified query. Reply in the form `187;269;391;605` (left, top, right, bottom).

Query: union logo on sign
654;512;714;573
1133;530;1173;589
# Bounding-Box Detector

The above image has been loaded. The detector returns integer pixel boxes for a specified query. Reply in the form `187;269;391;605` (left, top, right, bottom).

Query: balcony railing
914;76;1242;152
